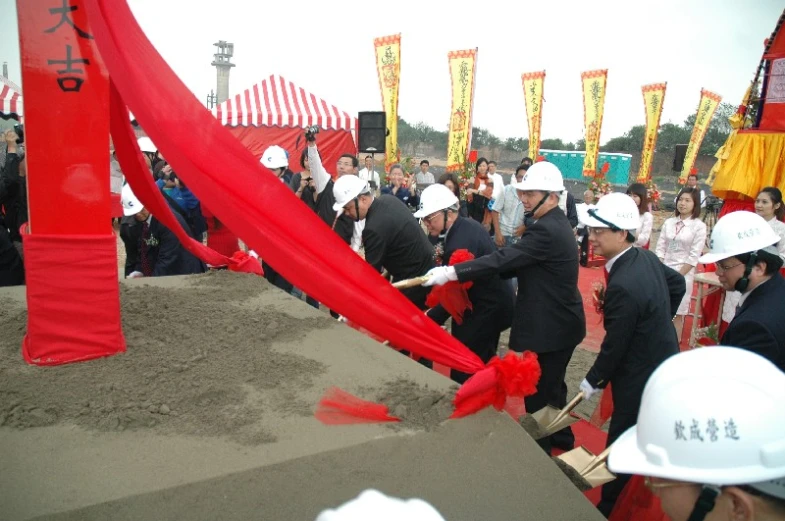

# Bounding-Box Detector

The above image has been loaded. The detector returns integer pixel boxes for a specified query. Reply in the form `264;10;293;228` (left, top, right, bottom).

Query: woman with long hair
465;157;494;229
755;186;785;263
437;172;469;217
655;187;707;341
626;183;653;249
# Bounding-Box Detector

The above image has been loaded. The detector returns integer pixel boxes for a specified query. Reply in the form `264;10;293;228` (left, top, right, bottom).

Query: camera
304;125;319;142
13;123;24;145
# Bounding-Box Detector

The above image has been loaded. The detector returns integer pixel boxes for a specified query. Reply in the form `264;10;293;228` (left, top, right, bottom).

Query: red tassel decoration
315;387;401;425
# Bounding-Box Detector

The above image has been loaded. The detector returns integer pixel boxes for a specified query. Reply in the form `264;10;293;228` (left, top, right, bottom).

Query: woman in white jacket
626;183;653;249
656;187;707;341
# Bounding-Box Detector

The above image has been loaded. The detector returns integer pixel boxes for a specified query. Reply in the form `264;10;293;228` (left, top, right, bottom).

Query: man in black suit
425;162;586;453
415;184;514;384
699;211;785;372
120;184;205;278
578;193;685;517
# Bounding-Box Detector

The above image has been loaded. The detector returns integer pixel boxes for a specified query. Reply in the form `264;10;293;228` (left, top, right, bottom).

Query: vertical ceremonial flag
446;48;478;172
373;34;401;169
637;83;667;181
522;71;545;160
581;69;608;177
680;89;722;183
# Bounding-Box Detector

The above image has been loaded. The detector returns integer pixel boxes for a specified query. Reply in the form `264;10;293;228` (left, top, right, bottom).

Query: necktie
141;221;152;277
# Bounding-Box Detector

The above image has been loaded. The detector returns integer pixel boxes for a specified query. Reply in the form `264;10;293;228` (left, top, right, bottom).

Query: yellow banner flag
446;49;478;172
680;89;722;183
581;69;608;176
637;83;667;182
373;34;401;169
522;71;545;160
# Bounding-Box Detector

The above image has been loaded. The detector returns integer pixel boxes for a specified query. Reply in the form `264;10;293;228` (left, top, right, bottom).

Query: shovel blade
583;465;616;488
556;446;596;471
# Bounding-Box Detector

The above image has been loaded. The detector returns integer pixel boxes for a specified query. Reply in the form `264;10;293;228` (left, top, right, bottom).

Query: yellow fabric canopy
710;131;785;200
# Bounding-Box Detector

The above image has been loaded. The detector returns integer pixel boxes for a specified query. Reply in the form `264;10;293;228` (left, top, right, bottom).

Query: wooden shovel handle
548;393;584;428
392;275;431;289
581;446;612;476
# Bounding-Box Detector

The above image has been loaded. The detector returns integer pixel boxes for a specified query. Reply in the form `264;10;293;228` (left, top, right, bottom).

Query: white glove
580;378;599;400
422;266;458;287
127;271;144;279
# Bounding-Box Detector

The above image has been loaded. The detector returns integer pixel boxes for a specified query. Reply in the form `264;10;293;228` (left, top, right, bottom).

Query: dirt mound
374;378;457;431
553;457;593;492
0;271;332;445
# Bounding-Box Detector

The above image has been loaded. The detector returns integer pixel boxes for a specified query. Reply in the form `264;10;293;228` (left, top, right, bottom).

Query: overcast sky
1;0;782;143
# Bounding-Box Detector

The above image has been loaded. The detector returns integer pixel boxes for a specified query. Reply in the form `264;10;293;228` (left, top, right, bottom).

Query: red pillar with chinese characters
16;0;125;365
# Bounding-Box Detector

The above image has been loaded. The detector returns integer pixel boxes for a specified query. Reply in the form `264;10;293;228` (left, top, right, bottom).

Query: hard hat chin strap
734;251;758;293
439;209;449;239
353;197;361;223
525;192;553;220
686;485;720;521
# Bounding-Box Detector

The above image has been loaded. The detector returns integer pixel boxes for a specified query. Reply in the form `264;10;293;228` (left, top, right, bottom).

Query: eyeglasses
423;213;441;224
644;476;694;491
587;227;609;236
715;262;743;274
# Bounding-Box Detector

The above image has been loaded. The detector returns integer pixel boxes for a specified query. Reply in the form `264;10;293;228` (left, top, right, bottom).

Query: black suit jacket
586;247;684;413
454;207;586;353
721;273;785;372
427;217;514;360
135;213;205;277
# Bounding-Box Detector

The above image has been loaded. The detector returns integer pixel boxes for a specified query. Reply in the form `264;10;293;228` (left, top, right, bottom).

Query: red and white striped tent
0;76;23;121
212;74;357;173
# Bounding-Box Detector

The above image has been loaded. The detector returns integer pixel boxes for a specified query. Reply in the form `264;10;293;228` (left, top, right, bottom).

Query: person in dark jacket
0;130;27;256
0;224;23;286
307;135;357;246
381;164;413;208
437;172;469;218
416;184;514;383
333;175;434;309
699;211;785;372
578;193;685;517
120;184;205;278
425;162;586;453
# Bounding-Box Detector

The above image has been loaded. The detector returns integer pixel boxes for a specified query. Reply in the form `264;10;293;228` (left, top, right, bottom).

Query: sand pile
0;271;334;445
519;414;549;440
374;378;457;430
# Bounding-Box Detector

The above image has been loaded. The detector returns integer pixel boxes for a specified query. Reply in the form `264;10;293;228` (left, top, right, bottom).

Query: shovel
557;446;615;488
392;275;431;289
531;392;583;437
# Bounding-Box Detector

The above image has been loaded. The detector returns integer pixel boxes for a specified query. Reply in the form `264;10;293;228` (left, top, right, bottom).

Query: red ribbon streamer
426;249;474;325
83;0;540;417
315;387;400;425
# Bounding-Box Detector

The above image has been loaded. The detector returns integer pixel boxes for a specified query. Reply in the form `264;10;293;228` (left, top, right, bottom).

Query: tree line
397;102;736;158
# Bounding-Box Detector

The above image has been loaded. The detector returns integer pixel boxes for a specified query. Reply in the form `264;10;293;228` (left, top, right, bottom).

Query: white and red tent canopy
211;74;356;133
0;76;23;121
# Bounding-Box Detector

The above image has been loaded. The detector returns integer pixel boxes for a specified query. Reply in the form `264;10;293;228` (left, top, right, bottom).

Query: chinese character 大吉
45;0;93;39
674;420;687;441
706;418;719;442
725;419;740;440
47;45;90;92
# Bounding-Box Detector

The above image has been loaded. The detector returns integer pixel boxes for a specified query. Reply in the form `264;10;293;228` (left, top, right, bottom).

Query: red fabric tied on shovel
589;383;614;428
426;249;474;325
83;0;541;418
315;387;400;425
21;229;126;365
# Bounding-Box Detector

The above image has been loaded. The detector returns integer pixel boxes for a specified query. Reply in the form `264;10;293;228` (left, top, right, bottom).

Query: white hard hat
121;183;144;216
413;184;459;218
315;489;445;521
698;211;780;264
332;175;370;211
260;145;289;170
511;161;565;192
580;192;640;231
136;137;156;153
609;346;785;492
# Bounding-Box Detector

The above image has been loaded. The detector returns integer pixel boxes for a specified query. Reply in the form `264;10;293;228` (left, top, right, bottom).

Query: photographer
305;127;362;250
0;128;27;259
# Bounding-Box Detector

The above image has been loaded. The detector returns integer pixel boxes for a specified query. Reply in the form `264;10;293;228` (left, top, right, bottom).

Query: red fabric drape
21;230;126;365
84;0;540;418
608;475;668;521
